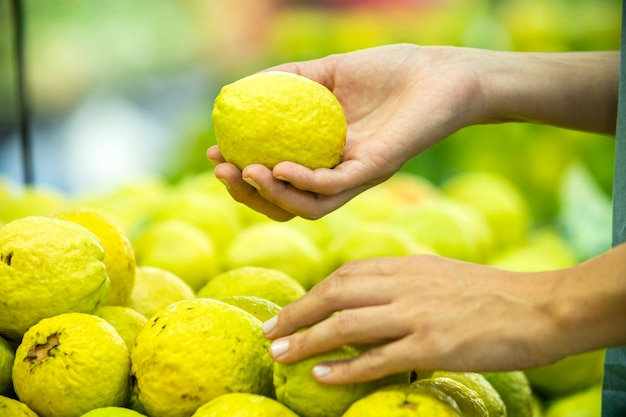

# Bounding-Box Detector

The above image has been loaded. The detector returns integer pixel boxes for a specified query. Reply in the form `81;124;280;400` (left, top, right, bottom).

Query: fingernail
313;364;332;379
275;175;288;182
218;178;231;190
262;316;277;335
270;339;289;358
244;177;260;190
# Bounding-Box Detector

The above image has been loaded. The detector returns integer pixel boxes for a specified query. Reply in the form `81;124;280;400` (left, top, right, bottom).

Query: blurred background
0;0;621;225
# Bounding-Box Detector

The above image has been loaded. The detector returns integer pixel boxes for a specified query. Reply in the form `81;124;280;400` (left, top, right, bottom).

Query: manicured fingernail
270;339;289;358
244;177;260;190
218;178;231;190
313;364;332;379
262;316;277;335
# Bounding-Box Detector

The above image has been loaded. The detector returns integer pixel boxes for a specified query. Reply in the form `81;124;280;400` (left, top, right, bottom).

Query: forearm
551;242;626;356
479;50;619;135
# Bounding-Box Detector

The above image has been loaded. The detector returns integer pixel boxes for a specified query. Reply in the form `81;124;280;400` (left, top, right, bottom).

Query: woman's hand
207;44;488;220
261;254;566;384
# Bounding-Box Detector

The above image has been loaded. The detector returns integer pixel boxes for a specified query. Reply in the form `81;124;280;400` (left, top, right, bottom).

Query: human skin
206;44;624;384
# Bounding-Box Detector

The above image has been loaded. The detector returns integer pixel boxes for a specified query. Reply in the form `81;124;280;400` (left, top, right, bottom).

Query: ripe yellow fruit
224;222;324;290
12;313;130;417
216;295;282;322
191;392;299;417
132;219;219;292
80;406;145;417
93;306;148;353
213;71;347;170
442;171;530;249
482;371;534;417
125;266;196;319
0;216;110;341
56;208;136;306
342;383;462;416
432;371;506;417
325;222;434;272
393;198;494;264
0;337;15;396
524;348;606;399
130;298;273;417
412;377;489;417
196;266;306;308
274;344;410;417
0;395;39;417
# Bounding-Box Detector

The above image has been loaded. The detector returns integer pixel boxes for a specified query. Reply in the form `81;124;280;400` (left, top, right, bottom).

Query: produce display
0;164;608;416
0;1;619;416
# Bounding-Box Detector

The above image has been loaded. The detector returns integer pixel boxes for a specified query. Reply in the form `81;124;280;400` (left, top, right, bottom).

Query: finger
311;338;419;385
269;305;410;364
266;259;402;339
243;164;365;220
241;165;339;220
273;159;371;197
214;163;295;222
259;59;336;91
206;145;225;165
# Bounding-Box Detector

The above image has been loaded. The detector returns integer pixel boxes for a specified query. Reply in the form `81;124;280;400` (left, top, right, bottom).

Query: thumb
259;59;336;91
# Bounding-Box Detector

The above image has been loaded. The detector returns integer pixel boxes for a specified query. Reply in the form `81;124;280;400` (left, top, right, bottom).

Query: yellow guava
482;371;534;417
132;219;219;292
0;337;14;396
274;344;410;417
196;266;306;308
56;208;136;306
216;295;282;323
0;395;39;417
125;266;196;319
213;71;346;170
93;306;148;353
431;371;506;417
342;383;462;417
411;376;489;417
12;313;130;417
224;222;324;290
191;392;299;417
79;406;145;417
130;298;273;417
0;216;110;341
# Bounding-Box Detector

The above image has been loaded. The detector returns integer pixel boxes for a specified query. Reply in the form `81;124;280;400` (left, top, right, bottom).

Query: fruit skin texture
543;384;602;417
56;208;137;306
93;306;148;353
12;313;130;417
0;395;39;417
0;216;110;341
523;348;606;399
482;371;534;417
0;337;14;396
274;344;410;417
432;371;506;417
125;266;196;320
342;384;462;417
79;406;145;417
411;377;489;417
130;298;273;417
224;222;324;290
196;266;306;308
132;218;219;292
213;71;347;170
191;392;299;417
216;295;282;323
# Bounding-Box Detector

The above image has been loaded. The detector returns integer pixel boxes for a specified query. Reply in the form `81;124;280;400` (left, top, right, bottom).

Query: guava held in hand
212;71;347;170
